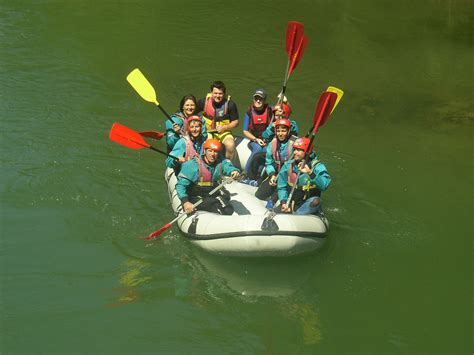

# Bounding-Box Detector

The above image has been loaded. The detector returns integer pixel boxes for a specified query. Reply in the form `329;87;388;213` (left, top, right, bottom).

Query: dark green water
1;0;472;353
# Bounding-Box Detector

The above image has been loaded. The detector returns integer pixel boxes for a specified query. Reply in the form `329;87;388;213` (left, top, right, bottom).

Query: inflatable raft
164;137;329;257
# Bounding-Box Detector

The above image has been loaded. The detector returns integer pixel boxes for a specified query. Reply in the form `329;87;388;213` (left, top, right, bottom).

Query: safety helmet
186;115;202;132
273;103;292;118
203;139;222;152
187;115;202;125
293;137;312;152
274;118;291;129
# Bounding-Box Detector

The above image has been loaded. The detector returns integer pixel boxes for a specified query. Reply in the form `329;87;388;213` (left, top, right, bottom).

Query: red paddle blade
286;21;305;58
145;223;171;240
139;131;165;140
312;91;338;134
109;122;150;150
288;35;308;78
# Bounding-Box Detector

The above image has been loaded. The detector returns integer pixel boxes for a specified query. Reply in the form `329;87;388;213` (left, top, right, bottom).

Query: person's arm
176;162;197;202
264;143;276;177
261;122;275;142
309;160;331;191
290;119;299;136
199;114;208;139
276;162;290;203
165;139;186;168
221;159;240;176
165;116;182;149
220;100;239;132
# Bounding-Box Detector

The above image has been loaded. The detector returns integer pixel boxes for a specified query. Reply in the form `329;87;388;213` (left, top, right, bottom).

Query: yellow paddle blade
126;68;160;106
326;86;344;113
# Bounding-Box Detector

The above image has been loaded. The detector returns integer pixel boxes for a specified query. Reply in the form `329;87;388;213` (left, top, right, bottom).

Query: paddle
326;86;344;114
285;91;338;209
138;130;165;140
126;68;177;126
145;177;235;240
109;122;179;160
279;21;306;103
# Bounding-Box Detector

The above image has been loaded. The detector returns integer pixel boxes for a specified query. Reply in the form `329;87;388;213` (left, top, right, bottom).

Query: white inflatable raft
164;137;329;257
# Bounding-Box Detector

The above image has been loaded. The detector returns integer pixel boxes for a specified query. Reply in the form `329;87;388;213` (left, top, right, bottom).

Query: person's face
188;121;202;138
293;148;305;161
204;148;219;164
182;99;196;116
275;125;289;141
211;88;225;104
253;95;265;109
274;107;284;119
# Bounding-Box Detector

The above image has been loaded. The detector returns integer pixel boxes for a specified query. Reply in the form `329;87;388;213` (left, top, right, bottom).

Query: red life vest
270;138;294;172
247;105;272;138
203;94;230;129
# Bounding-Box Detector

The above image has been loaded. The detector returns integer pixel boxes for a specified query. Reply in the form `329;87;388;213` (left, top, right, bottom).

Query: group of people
164;80;331;216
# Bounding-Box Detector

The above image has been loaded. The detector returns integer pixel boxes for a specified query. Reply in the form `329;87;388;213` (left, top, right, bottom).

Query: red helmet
203;139;222;152
187;115;202;125
273;103;292;118
274;118;291;129
186;115;202;132
293;137;311;152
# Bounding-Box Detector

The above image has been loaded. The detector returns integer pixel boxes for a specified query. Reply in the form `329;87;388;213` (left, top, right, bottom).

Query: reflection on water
108;238;325;344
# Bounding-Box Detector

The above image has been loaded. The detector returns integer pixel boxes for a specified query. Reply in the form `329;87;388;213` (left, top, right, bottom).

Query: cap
253;89;267;100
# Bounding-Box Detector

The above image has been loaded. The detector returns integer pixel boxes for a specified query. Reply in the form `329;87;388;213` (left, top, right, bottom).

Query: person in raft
255;118;295;204
261;102;299;142
196;81;239;161
165;94;207;152
242;88;274;178
176;139;240;215
165;115;206;172
276;137;331;215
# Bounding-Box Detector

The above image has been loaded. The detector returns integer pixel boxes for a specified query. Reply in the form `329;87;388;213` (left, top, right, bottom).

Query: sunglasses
253;96;265;102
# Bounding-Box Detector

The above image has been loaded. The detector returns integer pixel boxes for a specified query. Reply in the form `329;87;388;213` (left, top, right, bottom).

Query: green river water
1;0;472;353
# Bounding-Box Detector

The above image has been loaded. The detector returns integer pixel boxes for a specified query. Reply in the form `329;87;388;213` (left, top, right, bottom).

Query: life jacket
271;137;295;173
287;159;321;203
247;105;272;138
183;136;200;161
203;93;231;129
188;156;223;198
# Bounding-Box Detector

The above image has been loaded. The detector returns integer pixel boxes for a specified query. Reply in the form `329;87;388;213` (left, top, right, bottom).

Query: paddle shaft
149;145;179;160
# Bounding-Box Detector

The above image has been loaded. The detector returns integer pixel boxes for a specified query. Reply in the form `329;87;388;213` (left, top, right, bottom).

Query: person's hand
298;161;311;174
277;92;288;103
269;175;277;186
216;125;226;133
183;201;195;215
172;123;181;133
255;138;266;146
281;203;292;213
230;171;240;179
176;157;186;164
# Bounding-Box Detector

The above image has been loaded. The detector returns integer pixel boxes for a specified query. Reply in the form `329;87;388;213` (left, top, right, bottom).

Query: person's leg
255;177;275;200
222;134;235;161
294;196;321;215
245;141;261;174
